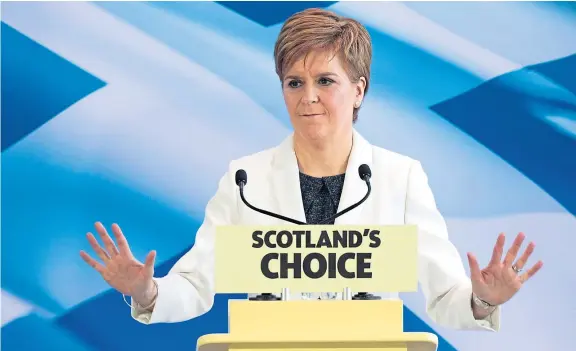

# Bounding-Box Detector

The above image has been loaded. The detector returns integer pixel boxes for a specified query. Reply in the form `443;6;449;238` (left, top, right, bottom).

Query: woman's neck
294;132;353;177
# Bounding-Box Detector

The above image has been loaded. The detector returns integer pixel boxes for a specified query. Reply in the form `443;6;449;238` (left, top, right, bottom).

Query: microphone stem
239;184;306;225
319;179;371;224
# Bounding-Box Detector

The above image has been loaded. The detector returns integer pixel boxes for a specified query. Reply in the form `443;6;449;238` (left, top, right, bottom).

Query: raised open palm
80;222;156;299
467;232;543;306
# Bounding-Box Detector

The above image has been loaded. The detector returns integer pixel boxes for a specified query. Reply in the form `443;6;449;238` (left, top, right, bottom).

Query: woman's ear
355;76;367;103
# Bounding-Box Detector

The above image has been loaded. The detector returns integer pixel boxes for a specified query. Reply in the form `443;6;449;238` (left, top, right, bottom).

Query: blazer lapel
269;134;307;225
335;129;373;225
268;130;373;226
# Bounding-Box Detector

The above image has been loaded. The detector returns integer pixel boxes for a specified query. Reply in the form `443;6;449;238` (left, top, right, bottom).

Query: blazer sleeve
405;160;501;331
131;165;238;324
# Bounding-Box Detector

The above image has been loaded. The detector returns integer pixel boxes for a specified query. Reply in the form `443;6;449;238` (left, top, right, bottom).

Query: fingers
513;241;535;271
467;252;482;282
520;260;543;283
95;222;119;257
80;250;105;274
111;223;132;257
501;233;542;284
86;232;111;262
503;232;525;267
489;233;505;265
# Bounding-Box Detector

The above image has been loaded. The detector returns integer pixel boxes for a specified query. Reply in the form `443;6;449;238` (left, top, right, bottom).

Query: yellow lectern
198;225;438;351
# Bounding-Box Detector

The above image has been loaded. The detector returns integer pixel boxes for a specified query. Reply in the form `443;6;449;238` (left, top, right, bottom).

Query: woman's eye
318;77;333;85
288;80;301;88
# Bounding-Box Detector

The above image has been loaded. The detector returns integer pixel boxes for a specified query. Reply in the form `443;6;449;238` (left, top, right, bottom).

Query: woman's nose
302;85;319;104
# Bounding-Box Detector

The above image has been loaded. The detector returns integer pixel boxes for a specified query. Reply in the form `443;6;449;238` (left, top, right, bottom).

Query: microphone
235;170;306;225
235;169;302;301
235;164;372;225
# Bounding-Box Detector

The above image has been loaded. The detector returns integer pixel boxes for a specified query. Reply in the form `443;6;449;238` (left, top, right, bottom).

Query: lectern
198;299;437;351
201;225;438;351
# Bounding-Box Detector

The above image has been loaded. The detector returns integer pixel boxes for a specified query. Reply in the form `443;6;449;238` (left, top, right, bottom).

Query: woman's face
282;49;366;144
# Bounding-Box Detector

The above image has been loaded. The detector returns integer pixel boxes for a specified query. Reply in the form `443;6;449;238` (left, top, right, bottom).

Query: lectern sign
214;225;418;293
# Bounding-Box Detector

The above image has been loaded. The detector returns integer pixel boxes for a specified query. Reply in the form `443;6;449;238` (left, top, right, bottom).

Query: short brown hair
274;8;372;122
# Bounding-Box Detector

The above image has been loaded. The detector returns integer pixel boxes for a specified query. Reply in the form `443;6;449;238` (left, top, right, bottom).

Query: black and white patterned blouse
299;172;345;225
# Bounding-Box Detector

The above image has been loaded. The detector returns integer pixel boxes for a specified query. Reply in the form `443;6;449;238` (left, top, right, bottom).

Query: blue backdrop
2;1;575;350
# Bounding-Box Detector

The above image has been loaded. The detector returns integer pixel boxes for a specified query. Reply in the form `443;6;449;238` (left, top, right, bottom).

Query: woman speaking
79;8;542;330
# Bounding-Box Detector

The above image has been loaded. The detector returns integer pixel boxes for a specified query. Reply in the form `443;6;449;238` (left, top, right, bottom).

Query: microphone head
358;164;372;181
235;169;247;186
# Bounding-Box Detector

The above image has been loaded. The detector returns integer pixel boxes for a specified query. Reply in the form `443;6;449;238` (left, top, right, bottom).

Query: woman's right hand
80;222;157;306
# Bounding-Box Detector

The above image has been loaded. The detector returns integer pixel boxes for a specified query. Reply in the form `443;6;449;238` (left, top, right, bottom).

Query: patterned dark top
299;172;346;225
298;171;345;300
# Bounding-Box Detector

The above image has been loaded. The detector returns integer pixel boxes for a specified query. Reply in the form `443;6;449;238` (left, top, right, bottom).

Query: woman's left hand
467;232;543;306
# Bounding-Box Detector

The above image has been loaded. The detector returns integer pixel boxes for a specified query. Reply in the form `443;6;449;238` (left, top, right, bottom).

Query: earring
354;101;361;108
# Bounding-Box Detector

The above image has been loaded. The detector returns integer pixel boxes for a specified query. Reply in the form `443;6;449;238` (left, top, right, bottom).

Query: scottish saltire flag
2;2;575;351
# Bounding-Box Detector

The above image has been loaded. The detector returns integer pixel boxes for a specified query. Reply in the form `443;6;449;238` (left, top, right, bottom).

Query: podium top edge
197;332;438;346
215;225;418;228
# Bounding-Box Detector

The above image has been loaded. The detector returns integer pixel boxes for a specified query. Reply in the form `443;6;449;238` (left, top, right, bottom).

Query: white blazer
131;129;500;331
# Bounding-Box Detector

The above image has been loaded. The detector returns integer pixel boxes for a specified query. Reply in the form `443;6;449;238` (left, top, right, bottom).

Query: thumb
144;250;156;272
467;252;482;282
